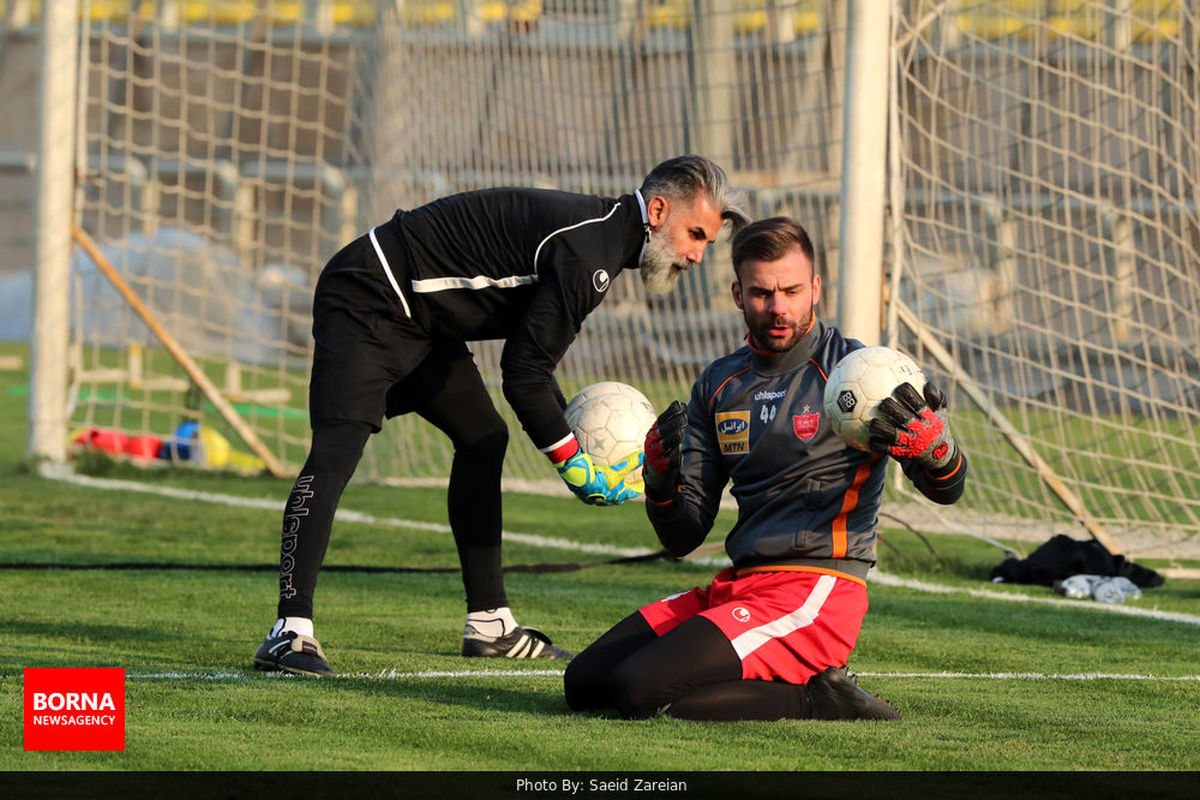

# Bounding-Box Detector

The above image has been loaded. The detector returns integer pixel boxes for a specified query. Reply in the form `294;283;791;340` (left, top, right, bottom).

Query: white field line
38;465;1200;628
870;571;1200;626
128;669;566;680
853;672;1200;681
7;670;1186;682
43;467;650;558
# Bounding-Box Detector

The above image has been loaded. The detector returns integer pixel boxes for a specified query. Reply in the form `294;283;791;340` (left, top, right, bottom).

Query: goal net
36;0;1200;559
889;0;1200;560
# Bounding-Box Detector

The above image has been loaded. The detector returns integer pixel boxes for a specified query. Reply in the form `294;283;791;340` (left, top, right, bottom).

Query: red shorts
638;567;868;684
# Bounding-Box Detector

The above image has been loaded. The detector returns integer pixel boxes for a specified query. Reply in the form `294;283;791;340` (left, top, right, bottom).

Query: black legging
277;343;510;620
564;612;812;721
403;346;509;613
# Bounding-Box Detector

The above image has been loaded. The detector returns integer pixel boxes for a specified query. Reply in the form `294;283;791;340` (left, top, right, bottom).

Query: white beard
639;233;688;295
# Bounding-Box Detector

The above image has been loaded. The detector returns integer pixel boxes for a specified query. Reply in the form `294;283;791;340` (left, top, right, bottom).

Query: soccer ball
564;382;657;468
823;346;927;451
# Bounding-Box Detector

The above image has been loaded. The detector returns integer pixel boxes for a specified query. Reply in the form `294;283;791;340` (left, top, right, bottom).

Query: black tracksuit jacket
370;187;648;451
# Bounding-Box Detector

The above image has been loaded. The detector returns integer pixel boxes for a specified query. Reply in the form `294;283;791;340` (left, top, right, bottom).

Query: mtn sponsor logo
715;410;751;454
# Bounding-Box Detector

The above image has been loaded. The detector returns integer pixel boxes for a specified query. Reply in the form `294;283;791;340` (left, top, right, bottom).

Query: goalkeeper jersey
647;319;967;580
328;187;648;451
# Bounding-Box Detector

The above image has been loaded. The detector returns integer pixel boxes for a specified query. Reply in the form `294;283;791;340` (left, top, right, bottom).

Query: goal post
837;0;889;346
27;0;78;465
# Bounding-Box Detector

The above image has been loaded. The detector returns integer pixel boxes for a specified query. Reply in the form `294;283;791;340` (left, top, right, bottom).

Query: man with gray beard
254;156;748;676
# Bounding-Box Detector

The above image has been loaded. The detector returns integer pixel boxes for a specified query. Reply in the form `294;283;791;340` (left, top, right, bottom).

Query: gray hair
640;155;749;235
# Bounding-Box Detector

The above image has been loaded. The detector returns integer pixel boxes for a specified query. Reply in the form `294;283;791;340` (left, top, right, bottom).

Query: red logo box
24;668;125;751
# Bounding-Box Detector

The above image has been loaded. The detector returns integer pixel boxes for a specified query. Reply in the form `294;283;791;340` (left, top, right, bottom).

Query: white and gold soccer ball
823;346;927;451
565;382;657;468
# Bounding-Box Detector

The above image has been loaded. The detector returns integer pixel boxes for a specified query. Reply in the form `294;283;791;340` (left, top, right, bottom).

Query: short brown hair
731;216;815;277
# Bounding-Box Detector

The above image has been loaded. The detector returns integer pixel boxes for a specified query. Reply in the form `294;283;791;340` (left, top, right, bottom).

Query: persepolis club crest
793;411;819;441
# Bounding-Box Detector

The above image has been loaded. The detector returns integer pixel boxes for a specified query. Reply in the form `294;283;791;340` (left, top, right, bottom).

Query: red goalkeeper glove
867;382;958;470
643;400;687;503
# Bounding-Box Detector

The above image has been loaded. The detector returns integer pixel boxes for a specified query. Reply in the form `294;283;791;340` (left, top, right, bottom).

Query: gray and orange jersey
647;318;967;579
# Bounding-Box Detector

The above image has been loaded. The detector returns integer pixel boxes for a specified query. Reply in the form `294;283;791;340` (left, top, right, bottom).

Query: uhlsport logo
837;388;858;414
24;668;125;751
592;269;610;293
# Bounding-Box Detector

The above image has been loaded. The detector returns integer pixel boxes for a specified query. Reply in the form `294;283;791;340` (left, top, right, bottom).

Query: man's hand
867;382;958;470
555;447;643;506
643;400;687;503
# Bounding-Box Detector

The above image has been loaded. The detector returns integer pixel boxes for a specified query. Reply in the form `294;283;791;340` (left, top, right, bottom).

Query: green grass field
3;341;1200;780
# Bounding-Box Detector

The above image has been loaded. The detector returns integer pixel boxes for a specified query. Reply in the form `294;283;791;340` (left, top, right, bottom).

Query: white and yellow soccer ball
823;346;927;451
565;382;657;470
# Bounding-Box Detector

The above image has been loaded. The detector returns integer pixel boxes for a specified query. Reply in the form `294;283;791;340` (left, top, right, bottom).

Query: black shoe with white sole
253;631;334;676
461;625;574;659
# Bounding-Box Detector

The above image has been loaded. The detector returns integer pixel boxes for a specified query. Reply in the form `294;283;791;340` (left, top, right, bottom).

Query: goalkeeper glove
867;382;958;470
643;399;687;503
554;443;643;506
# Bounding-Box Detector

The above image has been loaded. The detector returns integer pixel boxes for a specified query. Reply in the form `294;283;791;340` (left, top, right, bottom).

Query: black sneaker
808;666;900;720
253;631;334;676
461;625;574;659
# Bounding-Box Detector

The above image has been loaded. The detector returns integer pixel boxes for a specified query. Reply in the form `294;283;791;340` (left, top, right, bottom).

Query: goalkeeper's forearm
904;444;968;505
645;494;712;558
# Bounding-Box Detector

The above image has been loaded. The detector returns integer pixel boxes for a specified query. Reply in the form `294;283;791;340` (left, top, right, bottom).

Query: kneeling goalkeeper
564;216;968;720
254;156;747;675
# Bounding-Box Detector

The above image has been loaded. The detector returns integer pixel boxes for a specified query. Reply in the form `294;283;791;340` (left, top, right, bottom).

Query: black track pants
276;420;372;619
277;341;511;619
564;612;811;721
400;345;510;612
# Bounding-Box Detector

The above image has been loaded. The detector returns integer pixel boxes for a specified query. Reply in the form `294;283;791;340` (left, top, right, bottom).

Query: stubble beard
749;306;813;353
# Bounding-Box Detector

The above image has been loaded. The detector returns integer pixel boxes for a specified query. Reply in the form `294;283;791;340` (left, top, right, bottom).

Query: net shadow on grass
0;551;671;574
